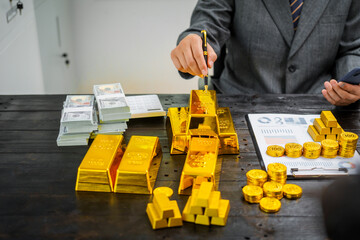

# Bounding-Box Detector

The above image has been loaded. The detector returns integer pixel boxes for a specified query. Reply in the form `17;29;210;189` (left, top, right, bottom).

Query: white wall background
71;0;198;94
0;0;199;94
0;0;44;94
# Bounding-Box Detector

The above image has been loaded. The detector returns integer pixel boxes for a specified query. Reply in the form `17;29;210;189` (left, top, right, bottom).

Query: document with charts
246;113;360;178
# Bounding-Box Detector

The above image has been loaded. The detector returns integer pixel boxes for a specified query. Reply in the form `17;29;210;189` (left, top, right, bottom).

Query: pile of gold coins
242;163;302;213
338;132;359;158
266;131;358;159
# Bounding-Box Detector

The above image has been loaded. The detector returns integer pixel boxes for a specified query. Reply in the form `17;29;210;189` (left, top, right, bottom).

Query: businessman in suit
171;0;360;106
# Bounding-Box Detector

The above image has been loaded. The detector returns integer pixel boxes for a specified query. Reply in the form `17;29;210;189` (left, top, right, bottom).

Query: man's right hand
171;34;217;77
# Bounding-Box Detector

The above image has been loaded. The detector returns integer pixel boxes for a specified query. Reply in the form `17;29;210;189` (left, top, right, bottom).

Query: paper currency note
98;97;128;109
64;95;94;108
94;83;124;96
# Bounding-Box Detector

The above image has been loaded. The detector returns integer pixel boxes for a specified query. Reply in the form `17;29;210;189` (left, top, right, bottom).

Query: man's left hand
322;79;360;106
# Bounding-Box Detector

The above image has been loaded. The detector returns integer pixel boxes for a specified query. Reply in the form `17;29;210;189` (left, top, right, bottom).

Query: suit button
288;65;296;73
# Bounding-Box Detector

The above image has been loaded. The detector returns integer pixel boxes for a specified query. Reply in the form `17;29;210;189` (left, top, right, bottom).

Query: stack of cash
93;83;130;134
56;95;98;146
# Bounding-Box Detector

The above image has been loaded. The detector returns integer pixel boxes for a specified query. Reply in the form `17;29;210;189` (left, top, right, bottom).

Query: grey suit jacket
178;0;360;94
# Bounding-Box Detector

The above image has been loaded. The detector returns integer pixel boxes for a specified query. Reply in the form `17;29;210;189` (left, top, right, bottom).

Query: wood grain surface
0;94;359;240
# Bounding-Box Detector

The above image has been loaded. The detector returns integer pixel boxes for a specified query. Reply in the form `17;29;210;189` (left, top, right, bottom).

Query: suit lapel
289;0;330;58
262;0;294;47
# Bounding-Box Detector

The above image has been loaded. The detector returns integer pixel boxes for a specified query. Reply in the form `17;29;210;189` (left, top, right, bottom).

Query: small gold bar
189;90;217;116
211;199;230;226
313;118;330;134
178;137;219;195
326;134;337;141
320;111;337;128
307;125;325;142
114;136;162;194
217;107;239;154
182;196;196;222
166;107;189;154
75;134;124;192
331;123;343;134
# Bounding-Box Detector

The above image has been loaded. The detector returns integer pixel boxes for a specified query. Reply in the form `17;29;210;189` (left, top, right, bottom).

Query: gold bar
189;90;217;116
166;107;189;154
114;136;162;194
217;107;239;154
182;196;196;222
331;123;342;134
75;134;124;192
320;111;337;128
307;125;325;142
210;199;230;226
326;134;337;141
313;118;330;134
178;137;219;195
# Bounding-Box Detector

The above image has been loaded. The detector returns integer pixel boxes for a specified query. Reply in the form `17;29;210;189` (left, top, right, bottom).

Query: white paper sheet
247;113;360;177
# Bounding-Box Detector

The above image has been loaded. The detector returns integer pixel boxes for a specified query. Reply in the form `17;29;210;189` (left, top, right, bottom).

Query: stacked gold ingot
285;143;303;158
307;111;344;142
283;184;303;199
182;181;230;226
242;185;263;203
178;137;219;195
166;90;239;155
146;187;183;229
75;134;124;192
114;135;162;194
267;163;287;185
338;132;359;158
259;197;281;213
321;139;339;158
303;142;321;159
266;145;285;157
246;169;268;187
263;181;283;200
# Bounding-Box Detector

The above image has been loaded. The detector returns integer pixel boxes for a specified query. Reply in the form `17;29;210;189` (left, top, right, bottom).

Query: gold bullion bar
188;90;219;136
75;134;124;192
178;137;219;195
217;107;239;154
307;125;325;142
320;111;337;128
326;134;337;141
166;107;189;154
313;118;330;135
331;123;343;134
114;136;162;194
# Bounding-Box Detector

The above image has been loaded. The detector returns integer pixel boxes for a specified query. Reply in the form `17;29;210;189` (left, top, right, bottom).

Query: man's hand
322;79;360;106
171;34;217;77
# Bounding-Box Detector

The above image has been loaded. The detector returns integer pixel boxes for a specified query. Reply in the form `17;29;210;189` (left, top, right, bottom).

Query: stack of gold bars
75;134;162;194
307;111;344;142
167;90;239;195
182;181;230;226
242;163;302;213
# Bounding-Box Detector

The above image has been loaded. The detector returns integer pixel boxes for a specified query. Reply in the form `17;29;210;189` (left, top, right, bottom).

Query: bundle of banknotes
93;83;130;134
57;95;98;146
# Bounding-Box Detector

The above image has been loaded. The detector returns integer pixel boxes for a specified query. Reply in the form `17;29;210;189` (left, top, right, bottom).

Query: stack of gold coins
283;184;302;199
266;145;285;157
246;169;268;187
263;181;283;200
267;163;287;185
338;132;359;158
259;197;281;213
285;143;303;158
242;185;263;203
321;139;339;158
303;142;321;159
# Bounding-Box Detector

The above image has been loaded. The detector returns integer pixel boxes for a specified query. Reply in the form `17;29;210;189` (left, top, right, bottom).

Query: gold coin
283;184;302;199
340;132;358;142
285;143;303;158
321;139;339;158
321;139;339;148
242;185;263;197
303;142;321;159
267;163;287;175
153;187;173;198
259;197;281;213
246;169;268;180
266;145;285;157
263;181;283;199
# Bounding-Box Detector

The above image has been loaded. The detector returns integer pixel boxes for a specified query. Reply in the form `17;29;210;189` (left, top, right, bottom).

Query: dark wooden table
0;94;359;240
